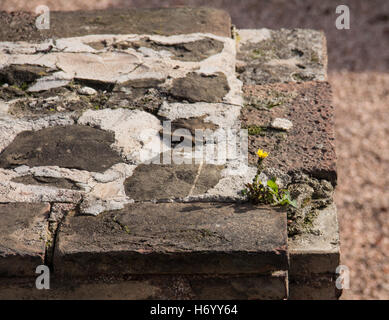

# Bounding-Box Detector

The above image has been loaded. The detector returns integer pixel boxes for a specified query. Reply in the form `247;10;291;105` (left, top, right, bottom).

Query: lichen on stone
286;174;334;237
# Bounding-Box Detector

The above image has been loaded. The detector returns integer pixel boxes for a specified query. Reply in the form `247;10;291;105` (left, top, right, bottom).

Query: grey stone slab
124;163;223;201
289;273;342;300
237;28;327;84
0;272;287;300
170;72;230;103
0;203;50;277
0;8;231;42
188;272;288;300
54;202;288;277
0;125;123;172
288;203;340;276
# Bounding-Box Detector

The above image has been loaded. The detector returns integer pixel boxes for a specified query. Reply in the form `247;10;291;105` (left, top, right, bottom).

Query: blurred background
1;0;388;299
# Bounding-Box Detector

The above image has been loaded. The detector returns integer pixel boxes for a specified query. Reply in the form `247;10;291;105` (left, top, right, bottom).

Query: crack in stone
188;161;204;197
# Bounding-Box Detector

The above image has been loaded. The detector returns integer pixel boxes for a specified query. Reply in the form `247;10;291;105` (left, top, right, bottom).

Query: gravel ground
331;71;389;299
1;0;388;299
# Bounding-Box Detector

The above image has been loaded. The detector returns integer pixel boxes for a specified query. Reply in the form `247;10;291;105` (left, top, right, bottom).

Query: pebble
271;118;293;131
77;86;97;95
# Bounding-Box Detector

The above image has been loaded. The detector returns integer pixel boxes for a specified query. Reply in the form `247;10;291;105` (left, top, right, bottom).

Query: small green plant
242;148;297;208
243;176;297;207
245;125;265;136
20;82;29;91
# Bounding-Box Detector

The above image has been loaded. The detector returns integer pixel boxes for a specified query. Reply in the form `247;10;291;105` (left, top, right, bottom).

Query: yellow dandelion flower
256;148;269;159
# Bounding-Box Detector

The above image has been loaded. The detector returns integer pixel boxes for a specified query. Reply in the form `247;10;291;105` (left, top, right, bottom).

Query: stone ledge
0;272;287;300
54;202;288;277
288;273;342;300
0;8;231;42
288;203;340;276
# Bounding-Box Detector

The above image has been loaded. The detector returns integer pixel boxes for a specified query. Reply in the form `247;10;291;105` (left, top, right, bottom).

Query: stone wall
0;7;340;299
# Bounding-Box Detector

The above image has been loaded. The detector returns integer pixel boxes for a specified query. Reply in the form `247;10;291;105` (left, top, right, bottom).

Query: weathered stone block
170;72;230;103
0;8;231;41
241;81;337;184
288;203;340;276
0;272;287;300
237;28;327;84
0;203;50;277
288;204;341;299
0;125;123;172
188;272;288;300
54;202;288;277
289;274;342;300
124;163;223;201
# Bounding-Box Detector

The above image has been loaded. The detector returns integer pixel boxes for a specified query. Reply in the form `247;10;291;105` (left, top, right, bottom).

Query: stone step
0;272;288;300
54;202;288;277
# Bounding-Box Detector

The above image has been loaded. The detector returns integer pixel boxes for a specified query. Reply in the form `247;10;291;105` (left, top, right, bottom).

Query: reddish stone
241;81;337;185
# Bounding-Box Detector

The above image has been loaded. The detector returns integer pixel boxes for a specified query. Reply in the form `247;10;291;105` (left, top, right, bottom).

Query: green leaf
267;179;278;193
289;199;298;208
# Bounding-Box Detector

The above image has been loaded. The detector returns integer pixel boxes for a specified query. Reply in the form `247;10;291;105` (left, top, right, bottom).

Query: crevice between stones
45;201;81;272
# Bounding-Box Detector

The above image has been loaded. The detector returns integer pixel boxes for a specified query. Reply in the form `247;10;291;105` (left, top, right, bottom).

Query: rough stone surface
286;174;334;237
78;108;162;163
241;81;337;184
170;72;230;103
127;37;225;62
11;175;81;190
289;274;342;300
0;125;123;172
289;203;340;276
124;163;223;201
0;8;232;41
0;272;287;300
158;101;242;130
237;28;327;84
0;33;241;115
288;204;340;300
0;202;50;277
54;202;288;277
168;115;219;145
0;114;76;153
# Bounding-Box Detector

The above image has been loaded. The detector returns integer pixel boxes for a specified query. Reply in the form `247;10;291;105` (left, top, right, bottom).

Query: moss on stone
244;89;297;110
286;175;334;237
113;216;131;235
244;125;265;136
